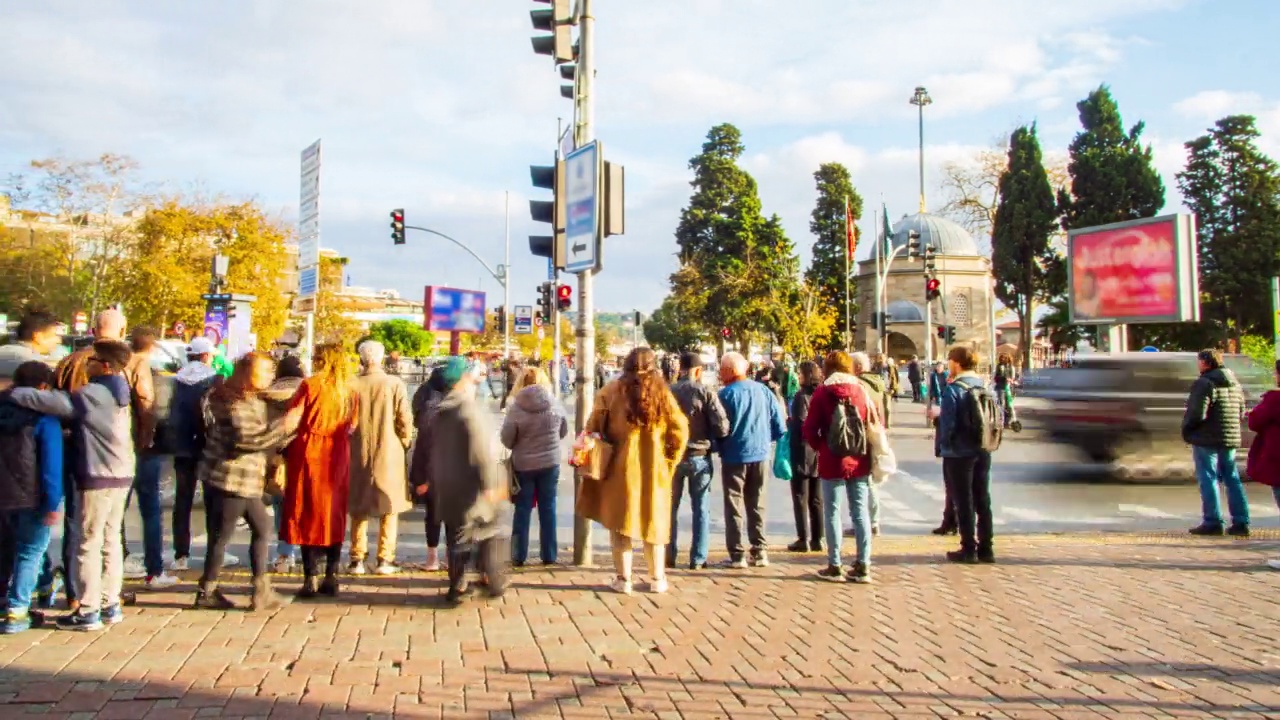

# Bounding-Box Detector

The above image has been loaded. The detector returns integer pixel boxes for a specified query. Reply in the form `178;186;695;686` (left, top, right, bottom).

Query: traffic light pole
572;0;596;567
504;191;511;362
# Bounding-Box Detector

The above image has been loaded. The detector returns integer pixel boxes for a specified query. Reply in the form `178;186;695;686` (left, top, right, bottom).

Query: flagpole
844;195;851;351
874;198;883;357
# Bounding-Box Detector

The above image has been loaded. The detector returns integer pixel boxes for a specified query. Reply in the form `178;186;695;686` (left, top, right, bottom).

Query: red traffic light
556;283;572;311
936;325;946;338
721;327;730;338
925;278;940;292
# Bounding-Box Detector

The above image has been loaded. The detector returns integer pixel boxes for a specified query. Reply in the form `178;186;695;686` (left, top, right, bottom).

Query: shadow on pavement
1064;661;1279;685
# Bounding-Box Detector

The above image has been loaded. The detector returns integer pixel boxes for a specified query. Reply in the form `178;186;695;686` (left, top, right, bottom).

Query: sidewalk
1;534;1278;719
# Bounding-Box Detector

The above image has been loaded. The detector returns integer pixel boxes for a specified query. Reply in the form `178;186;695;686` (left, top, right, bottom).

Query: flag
845;198;857;260
881;203;894;258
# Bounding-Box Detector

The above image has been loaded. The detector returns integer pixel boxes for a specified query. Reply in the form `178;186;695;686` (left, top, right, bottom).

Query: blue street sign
299;266;318;297
563;141;600;273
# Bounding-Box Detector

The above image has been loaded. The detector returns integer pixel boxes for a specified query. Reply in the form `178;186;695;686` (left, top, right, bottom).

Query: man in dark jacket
937;346;994;564
168;338;227;571
667;352;730;570
1182;349;1250;536
907;356;923;403
851;353;887;535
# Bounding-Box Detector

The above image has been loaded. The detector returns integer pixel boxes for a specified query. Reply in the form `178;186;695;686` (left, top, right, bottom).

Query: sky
3;0;1278;315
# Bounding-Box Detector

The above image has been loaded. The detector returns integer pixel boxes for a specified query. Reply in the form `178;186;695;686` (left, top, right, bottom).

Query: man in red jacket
802;351;876;584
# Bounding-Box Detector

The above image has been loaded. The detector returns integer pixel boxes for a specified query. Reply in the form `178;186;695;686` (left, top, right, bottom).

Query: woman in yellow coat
578;348;689;595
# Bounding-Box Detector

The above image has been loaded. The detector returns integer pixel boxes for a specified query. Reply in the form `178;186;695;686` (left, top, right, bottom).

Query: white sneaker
168;557;189;572
424;548;441;572
272;556;295;574
648;576;668;594
611;576;632;595
145;573;180;590
375;563;400;576
122;555;147;579
1267;558;1280;571
347;560;367;576
222;553;240;568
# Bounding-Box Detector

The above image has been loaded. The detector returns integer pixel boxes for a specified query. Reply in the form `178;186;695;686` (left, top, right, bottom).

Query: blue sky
3;0;1277;314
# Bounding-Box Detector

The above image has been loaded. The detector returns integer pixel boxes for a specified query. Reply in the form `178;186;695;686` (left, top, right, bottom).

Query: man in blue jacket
717;352;785;568
936;346;994;564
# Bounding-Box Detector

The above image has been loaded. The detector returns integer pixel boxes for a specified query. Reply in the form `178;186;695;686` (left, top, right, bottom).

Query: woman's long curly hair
619;347;671;428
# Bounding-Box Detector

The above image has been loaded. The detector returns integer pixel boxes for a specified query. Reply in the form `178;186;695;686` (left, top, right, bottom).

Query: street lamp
909;86;933;213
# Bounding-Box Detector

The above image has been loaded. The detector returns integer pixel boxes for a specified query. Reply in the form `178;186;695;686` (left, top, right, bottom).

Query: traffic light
946;326;956;344
496;306;507;331
906;229;921;259
556;283;572;311
536;282;554;321
390;209;405;245
870;311;891;330
923;243;937;273
530;0;574;64
925;277;941;302
528;159;567;268
936;325;946;339
634;310;642;326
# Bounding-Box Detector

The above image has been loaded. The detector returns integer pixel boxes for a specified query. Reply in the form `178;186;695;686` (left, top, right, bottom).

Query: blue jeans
125;454;166;577
1192;446;1249;527
6;509;54;613
511;466;559;565
822;477;872;567
272;494;295;559
668;455;714;567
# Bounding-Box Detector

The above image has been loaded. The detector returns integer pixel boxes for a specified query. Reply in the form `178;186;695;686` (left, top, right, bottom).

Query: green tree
674;123;800;348
991;124;1060;370
643;295;705;352
312;255;363;348
804;163;863;346
1035;297;1097;353
369;319;433;356
1177;115;1280;337
1058;85;1166;230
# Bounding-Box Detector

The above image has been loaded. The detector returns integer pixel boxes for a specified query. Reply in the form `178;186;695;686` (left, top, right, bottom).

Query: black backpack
826;394;868;458
951;378;1003;452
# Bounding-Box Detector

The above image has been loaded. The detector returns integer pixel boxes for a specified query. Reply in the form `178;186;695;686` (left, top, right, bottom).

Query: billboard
423;286;486;333
1067;213;1199;325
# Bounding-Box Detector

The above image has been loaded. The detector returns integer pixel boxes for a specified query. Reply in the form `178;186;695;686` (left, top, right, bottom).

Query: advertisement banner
1067;214;1199;325
203;303;228;347
423;286;486;333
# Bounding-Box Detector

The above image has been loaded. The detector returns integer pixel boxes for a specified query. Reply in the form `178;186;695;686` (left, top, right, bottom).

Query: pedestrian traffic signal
528;159;567;268
557;284;572;311
530;0;574;64
390;209;405;245
721;327;730;338
925;277;941;302
936;325;956;343
936;325;946;339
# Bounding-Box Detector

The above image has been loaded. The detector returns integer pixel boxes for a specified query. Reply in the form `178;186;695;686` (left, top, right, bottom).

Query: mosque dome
879;212;981;258
885;299;925;323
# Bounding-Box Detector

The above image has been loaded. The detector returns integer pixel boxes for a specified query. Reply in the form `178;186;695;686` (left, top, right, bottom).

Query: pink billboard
1067;214;1199;325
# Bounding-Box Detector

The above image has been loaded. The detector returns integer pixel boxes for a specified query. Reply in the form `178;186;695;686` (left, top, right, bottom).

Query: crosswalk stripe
1117;504;1180;519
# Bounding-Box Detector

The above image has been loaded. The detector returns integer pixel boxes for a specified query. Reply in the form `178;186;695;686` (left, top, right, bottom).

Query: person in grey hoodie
58;340;134;632
1183;348;1250;536
500;367;569;566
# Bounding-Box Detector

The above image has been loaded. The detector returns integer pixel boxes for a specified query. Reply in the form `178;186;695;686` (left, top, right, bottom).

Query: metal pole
844;195;851;350
572;0;595;567
1273;276;1280;359
503;191;511;361
988;272;997;372
552;272;561;395
303;311;314;374
917;102;926;212
874;222;882;355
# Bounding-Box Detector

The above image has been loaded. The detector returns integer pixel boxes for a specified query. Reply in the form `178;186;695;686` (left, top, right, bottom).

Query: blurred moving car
1019;352;1269;480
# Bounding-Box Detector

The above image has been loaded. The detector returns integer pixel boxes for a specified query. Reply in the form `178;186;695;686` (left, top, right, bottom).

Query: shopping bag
773;432;793;481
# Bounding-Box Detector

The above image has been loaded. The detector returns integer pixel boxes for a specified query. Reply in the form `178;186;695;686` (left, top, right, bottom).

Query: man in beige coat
348;341;414;575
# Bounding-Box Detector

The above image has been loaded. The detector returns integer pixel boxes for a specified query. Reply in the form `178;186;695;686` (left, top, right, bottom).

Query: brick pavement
1;534;1279;719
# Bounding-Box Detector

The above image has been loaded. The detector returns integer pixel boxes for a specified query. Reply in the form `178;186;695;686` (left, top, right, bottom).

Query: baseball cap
188;337;216;356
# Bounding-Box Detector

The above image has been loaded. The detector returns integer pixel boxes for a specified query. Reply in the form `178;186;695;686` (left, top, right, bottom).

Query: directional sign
297;139;322;299
563;141;600;273
513;305;534;335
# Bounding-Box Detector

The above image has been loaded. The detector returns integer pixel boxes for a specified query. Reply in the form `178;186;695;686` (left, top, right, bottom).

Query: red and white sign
1067;214;1199;325
173;321;186;336
72;311;88;334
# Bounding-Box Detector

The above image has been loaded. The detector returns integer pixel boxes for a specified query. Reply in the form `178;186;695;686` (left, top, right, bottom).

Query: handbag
580;407;614;482
503;454;519;498
773;431;793;481
866;402;897;484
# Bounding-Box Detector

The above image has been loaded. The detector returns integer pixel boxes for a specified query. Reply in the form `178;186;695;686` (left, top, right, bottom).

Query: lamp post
909;86;932;213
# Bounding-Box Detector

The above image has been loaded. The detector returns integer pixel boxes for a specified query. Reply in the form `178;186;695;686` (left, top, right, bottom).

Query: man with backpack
802;351;877;584
936;346;1001;564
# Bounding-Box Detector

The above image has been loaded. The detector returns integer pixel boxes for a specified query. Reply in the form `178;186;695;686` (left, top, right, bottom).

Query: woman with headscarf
279;344;358;598
577;348;689;595
786;361;823;552
410;364;449;571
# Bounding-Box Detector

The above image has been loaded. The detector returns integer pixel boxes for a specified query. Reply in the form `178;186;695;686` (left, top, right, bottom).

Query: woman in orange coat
280;344;358;598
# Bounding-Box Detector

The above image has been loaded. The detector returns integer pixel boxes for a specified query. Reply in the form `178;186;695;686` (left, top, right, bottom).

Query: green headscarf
441;356;471;390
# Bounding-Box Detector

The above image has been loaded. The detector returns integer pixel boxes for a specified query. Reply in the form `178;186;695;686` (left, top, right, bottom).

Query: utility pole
910;86;932;213
572;0;596;567
503;191;511;361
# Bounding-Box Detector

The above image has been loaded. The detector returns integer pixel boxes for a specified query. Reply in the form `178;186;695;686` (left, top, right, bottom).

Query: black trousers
300;544;342;578
789;474;821;546
942;454;993;554
172;457;204;560
200;485;270;584
722;461;767;558
423;484;442;549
